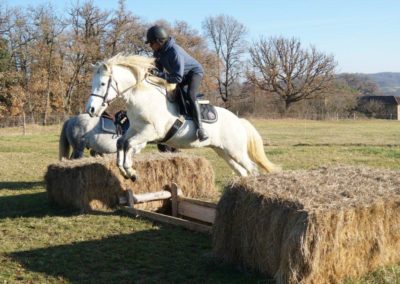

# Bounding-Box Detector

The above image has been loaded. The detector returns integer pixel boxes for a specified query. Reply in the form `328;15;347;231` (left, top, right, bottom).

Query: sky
7;0;400;74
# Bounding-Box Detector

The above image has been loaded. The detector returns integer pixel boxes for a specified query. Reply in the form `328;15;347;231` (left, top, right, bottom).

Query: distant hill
365;72;400;95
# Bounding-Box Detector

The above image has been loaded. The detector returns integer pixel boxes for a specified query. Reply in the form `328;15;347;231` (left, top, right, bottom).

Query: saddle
174;87;218;123
100;112;116;134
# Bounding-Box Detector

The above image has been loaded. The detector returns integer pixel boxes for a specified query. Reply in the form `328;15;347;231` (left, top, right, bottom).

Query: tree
30;5;66;124
336;73;379;96
248;36;337;111
2;7;34;117
63;1;110;113
202;14;247;104
105;0;147;56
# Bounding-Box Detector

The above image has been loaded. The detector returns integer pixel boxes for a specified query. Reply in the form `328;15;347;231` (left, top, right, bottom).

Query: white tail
240;119;281;173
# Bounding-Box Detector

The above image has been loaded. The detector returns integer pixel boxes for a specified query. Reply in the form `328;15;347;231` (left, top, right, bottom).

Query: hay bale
45;152;216;212
212;166;400;284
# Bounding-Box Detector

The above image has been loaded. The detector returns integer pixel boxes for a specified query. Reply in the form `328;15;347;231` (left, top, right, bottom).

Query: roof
359;95;400;105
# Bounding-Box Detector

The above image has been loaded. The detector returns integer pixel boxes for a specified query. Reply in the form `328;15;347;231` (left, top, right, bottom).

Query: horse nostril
90;107;95;114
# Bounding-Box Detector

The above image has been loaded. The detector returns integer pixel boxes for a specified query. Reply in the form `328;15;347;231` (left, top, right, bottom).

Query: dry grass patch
213;166;400;284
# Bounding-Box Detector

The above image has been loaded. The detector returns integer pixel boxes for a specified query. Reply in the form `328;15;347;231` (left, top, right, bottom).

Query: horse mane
103;53;176;92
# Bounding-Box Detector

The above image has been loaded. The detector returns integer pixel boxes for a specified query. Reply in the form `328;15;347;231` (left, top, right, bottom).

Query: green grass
0;119;399;283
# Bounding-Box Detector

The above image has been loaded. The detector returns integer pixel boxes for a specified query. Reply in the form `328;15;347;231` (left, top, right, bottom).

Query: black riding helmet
145;25;168;44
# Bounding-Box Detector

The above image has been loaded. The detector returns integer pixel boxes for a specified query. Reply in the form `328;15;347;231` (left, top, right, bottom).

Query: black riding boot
193;101;208;141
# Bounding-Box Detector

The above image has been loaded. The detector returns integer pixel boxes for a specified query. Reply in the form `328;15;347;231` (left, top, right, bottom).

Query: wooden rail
120;183;216;233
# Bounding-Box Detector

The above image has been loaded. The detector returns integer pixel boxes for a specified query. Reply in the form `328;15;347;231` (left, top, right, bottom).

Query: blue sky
7;0;400;73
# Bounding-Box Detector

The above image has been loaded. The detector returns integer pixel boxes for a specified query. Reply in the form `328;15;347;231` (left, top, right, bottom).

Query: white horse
85;54;280;180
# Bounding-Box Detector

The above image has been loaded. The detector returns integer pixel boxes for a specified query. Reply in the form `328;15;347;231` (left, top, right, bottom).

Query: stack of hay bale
45;152;217;212
213;166;400;283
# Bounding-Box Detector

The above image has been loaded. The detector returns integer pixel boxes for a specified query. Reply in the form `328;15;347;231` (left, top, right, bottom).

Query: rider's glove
149;68;162;77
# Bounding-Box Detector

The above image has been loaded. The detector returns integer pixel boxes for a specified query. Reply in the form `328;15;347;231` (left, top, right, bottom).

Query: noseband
90;74;118;106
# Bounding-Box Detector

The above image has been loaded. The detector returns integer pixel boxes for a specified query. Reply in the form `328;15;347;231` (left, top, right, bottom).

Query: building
358;95;400;120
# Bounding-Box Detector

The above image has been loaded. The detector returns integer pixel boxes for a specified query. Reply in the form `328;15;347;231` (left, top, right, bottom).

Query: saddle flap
199;104;218;123
175;87;218;124
101;117;117;134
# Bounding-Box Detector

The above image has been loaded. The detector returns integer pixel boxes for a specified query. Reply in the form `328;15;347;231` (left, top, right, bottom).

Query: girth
158;116;185;143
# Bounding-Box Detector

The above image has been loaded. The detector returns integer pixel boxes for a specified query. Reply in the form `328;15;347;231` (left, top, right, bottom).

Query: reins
90;63;169;105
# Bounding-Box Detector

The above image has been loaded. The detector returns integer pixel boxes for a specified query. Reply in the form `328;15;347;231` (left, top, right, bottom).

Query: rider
145;25;209;142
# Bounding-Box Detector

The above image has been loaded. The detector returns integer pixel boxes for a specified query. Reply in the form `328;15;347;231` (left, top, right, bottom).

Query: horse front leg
123;126;158;181
117;136;128;178
122;141;147;181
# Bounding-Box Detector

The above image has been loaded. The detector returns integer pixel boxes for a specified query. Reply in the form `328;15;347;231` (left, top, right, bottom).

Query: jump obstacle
46;156;400;283
119;183;216;233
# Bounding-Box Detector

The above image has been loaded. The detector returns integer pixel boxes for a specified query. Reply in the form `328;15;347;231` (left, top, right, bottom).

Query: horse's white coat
85;55;281;178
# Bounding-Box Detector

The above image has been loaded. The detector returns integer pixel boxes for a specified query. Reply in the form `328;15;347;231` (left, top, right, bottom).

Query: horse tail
240;118;281;173
59;119;71;160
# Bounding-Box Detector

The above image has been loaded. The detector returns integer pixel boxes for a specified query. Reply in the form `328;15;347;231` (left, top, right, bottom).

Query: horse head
85;55;146;117
86;62;119;117
86;54;175;117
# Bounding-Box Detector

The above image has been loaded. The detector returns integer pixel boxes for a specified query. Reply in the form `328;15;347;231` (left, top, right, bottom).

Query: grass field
0;119;399;283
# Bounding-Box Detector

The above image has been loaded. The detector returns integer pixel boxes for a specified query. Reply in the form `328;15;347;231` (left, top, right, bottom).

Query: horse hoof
118;166;129;179
125;168;138;180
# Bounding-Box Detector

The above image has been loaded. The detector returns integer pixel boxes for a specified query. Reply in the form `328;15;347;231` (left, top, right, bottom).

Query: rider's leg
187;73;208;141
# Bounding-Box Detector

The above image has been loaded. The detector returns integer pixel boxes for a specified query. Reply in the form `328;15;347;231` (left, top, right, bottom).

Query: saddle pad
101;117;117;134
199;104;218;123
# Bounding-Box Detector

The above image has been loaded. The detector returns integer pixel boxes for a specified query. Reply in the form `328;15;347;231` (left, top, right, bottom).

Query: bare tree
3;7;35;117
63;1;110;113
202;14;247;104
105;0;147;56
30;5;66;124
248;36;337;111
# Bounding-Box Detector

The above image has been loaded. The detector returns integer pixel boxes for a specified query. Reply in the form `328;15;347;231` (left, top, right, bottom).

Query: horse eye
101;82;106;86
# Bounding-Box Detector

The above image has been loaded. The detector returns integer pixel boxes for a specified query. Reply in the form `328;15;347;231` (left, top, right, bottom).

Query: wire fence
0;114;70;128
0;111;398;130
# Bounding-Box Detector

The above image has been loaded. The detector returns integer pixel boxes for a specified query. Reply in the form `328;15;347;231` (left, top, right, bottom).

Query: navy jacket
154;37;204;84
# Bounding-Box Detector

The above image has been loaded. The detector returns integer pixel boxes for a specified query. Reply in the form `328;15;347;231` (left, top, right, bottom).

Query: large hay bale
212;166;400;284
45;152;216;212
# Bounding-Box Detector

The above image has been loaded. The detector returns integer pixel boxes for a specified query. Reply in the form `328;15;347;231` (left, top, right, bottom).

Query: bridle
89;69;136;106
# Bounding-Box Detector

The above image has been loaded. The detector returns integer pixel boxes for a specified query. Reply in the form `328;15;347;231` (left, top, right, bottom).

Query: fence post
23;112;26;136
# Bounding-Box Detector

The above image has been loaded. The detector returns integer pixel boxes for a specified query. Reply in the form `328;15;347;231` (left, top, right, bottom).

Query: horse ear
101;63;110;72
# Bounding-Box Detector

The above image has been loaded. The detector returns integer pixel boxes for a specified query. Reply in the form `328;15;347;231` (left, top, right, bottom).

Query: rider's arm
156;50;184;84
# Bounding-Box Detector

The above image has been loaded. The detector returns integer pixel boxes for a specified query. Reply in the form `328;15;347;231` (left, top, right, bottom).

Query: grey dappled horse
59;113;177;160
59;113;125;160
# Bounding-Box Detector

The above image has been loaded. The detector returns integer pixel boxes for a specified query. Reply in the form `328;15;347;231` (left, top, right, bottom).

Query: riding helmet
145;25;168;44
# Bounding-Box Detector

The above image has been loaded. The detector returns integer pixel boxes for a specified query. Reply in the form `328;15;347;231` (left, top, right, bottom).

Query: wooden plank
127;189;134;207
132;190;171;204
170;183;179;217
179;197;217;209
178;200;216;224
119;196;128;205
121;206;212;234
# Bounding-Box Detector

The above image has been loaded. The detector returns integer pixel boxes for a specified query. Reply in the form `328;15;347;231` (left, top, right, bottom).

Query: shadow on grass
0;181;44;190
10;224;271;284
0;192;74;219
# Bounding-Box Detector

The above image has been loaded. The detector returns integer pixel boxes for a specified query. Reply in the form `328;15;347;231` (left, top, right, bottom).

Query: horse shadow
9;220;270;283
